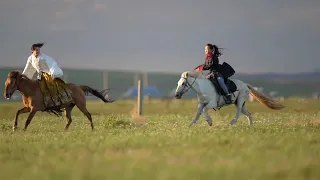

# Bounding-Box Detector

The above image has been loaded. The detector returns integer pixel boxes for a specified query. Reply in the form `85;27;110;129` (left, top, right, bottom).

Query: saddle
208;62;237;95
39;72;74;116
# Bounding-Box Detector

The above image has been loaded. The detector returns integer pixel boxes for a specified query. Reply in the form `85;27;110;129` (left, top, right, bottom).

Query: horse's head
4;71;22;100
175;71;202;99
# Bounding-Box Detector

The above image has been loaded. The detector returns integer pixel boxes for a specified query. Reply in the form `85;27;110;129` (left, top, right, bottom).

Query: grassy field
0;98;320;180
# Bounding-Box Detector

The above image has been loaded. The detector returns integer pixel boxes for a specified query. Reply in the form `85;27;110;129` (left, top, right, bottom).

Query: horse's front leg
203;106;213;126
23;108;37;131
13;107;30;131
190;103;207;127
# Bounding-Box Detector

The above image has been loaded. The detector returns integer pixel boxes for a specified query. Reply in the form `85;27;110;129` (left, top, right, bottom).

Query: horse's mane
9;70;33;82
182;70;207;79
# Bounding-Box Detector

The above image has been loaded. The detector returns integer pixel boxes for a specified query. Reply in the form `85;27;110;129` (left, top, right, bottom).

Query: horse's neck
18;77;38;97
193;77;218;99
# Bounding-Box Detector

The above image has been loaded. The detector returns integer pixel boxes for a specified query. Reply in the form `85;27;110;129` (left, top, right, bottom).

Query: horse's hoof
207;122;213;126
229;119;237;126
12;126;18;131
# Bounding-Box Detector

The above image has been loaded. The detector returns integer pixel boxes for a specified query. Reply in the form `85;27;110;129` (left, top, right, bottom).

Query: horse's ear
182;72;189;78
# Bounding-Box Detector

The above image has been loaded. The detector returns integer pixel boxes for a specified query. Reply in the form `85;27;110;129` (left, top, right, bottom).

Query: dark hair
31;42;44;51
206;43;222;57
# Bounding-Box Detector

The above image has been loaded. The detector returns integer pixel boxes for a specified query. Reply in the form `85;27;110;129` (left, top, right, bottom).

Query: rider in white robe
21;43;72;109
22;53;63;80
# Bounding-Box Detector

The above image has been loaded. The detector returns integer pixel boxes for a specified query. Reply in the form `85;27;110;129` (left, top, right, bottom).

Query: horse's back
67;83;85;98
229;78;249;91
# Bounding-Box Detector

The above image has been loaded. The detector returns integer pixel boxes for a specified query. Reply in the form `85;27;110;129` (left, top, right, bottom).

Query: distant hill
233;72;320;80
0;66;319;100
1;65;320;80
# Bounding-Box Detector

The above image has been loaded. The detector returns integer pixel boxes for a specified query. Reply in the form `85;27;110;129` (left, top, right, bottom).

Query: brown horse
3;70;115;131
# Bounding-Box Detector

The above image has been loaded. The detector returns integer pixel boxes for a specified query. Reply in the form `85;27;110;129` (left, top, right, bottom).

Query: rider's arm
211;56;219;69
41;54;63;79
206;56;219;72
194;64;204;70
203;56;214;70
22;56;36;79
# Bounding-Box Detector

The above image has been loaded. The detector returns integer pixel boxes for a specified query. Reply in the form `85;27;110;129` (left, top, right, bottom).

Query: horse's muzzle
4;88;14;100
4;92;12;100
175;93;182;99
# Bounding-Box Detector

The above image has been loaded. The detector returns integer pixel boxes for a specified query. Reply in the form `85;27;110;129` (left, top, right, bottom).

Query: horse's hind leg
241;103;253;125
64;104;75;130
230;89;250;126
76;102;94;130
230;101;243;126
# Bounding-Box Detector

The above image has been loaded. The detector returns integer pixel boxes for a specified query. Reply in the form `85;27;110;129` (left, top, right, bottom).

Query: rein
179;76;197;95
8;75;21;91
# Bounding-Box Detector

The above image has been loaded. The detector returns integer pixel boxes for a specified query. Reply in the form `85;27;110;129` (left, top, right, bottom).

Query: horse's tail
247;84;284;110
80;85;115;103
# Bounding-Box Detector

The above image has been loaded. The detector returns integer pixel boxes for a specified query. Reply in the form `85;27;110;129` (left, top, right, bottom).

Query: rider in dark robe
195;44;232;104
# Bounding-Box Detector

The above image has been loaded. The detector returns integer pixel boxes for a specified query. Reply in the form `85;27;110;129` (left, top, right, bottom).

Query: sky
0;0;319;74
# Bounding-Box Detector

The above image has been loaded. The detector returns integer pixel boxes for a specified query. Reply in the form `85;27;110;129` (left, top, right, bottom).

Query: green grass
0;98;320;180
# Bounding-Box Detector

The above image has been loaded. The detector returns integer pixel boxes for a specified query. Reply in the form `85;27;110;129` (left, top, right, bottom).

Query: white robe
22;53;63;80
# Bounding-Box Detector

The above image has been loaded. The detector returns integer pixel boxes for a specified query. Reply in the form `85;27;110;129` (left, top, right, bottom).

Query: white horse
174;71;284;126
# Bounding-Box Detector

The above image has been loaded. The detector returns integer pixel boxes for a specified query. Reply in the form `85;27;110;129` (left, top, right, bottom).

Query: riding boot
225;94;232;104
216;74;232;104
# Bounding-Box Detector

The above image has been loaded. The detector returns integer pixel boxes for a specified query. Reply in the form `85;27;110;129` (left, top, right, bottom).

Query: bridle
177;76;197;96
7;75;20;93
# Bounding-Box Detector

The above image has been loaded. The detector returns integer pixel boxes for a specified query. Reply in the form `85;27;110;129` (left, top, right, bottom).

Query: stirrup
225;94;232;103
